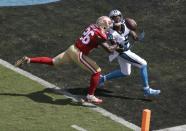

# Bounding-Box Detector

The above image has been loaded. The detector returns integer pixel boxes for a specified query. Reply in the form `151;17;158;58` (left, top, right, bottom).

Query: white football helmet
109;9;122;18
96;16;112;32
109;10;124;25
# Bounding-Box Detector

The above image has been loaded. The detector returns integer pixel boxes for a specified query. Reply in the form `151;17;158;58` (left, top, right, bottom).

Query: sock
140;65;149;88
105;69;126;81
30;57;53;65
88;72;101;95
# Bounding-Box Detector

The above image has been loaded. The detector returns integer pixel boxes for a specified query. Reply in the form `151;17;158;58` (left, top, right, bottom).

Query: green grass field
0;64;132;131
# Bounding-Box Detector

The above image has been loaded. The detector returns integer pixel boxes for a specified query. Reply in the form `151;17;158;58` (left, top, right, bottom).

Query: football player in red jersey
15;16;122;104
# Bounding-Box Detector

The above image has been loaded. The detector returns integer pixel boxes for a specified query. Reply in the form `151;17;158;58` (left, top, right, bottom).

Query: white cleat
144;87;161;96
86;95;103;104
14;56;29;67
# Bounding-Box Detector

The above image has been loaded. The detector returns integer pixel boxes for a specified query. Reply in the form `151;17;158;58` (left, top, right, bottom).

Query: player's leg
68;45;103;104
78;52;103;104
15;56;54;67
120;50;160;96
120;51;149;87
99;56;131;86
141;65;161;96
53;50;71;66
15;46;72;67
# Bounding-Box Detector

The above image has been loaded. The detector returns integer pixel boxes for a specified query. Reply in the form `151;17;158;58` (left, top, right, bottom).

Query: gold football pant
53;45;101;74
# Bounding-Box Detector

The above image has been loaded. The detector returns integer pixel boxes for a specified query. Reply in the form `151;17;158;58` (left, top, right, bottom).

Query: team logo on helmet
109;10;122;18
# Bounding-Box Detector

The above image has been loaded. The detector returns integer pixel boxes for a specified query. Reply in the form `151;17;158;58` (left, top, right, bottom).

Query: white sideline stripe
154;125;186;131
0;59;141;130
71;125;87;131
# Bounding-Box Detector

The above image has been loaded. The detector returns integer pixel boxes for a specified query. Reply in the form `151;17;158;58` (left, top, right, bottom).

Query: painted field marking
154;125;186;131
141;109;151;131
0;0;60;7
71;125;87;131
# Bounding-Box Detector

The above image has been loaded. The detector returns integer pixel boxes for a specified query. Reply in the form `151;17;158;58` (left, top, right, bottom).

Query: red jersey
75;24;107;55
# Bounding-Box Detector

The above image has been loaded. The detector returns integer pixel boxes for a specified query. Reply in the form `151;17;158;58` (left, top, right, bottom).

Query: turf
0;65;131;131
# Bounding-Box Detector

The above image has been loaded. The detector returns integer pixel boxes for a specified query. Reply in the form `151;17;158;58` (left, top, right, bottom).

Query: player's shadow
0;88;84;106
66;87;153;102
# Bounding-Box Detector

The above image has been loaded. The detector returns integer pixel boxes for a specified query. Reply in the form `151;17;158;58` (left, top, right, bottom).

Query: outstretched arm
130;30;138;41
130;30;145;42
100;42;118;53
100;41;124;53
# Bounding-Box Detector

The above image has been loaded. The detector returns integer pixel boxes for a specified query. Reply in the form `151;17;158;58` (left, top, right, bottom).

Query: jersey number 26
80;27;94;44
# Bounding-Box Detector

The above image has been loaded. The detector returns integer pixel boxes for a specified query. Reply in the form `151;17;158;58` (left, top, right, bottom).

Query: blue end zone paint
0;0;60;7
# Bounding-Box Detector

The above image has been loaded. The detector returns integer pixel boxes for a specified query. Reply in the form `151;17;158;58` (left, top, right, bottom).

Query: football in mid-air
125;18;137;31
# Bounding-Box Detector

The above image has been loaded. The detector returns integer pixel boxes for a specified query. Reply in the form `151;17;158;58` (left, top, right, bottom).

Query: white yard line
71;125;87;131
154;125;186;131
0;59;141;130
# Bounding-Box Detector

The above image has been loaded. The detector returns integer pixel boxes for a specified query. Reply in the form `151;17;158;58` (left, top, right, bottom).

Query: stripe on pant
79;52;97;73
119;53;141;65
